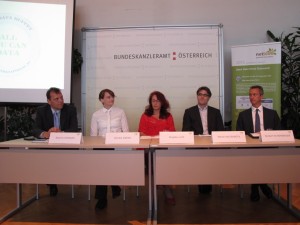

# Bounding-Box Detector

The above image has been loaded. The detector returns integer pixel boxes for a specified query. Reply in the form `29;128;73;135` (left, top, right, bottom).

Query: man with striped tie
236;85;281;201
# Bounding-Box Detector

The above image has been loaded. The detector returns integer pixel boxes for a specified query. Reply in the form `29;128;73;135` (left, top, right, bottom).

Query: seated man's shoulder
263;107;274;112
185;105;198;111
263;107;279;116
238;108;249;115
63;104;77;115
208;105;220;112
63;103;76;109
36;104;49;112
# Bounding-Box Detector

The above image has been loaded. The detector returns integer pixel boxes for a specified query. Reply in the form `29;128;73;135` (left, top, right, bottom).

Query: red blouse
138;113;176;136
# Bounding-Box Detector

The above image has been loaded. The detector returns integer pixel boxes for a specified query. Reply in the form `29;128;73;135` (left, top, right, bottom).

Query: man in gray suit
237;85;280;201
182;86;224;194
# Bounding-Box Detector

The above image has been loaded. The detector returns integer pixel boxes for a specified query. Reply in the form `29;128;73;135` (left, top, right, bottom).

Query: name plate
159;131;194;144
49;132;83;144
211;131;246;143
260;130;295;142
105;132;140;144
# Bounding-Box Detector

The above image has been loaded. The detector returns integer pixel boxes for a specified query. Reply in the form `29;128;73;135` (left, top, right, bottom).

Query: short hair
250;85;264;95
145;91;170;119
46;87;61;100
196;86;212;97
99;89;115;100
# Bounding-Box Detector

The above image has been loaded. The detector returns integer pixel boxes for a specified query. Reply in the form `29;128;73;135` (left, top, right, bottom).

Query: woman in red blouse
138;91;176;205
139;91;175;135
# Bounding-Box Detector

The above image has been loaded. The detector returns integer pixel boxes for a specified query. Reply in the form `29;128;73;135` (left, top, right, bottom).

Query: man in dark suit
32;87;78;196
182;86;224;194
236;85;280;202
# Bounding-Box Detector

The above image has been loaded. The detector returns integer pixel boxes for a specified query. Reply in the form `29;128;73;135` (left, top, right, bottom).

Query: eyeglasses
197;93;210;97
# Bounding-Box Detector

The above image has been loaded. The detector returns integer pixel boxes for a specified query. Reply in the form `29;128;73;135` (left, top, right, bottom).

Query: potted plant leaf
267;27;300;139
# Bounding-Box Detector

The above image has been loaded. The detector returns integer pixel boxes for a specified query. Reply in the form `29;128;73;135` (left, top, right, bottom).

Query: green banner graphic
231;43;281;130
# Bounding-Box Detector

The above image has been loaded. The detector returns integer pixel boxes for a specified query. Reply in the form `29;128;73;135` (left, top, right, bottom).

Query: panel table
0;136;151;224
151;135;300;224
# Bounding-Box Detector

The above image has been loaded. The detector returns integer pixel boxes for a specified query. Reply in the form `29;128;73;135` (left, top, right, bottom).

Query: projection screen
0;0;74;104
81;25;224;134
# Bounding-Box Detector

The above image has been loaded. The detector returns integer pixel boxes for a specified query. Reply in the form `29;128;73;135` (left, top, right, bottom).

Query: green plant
267;27;300;138
6;106;36;140
72;48;83;74
0;115;4;142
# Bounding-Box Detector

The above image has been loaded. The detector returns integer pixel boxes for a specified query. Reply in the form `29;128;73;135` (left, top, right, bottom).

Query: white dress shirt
251;105;264;132
90;106;129;136
198;105;208;135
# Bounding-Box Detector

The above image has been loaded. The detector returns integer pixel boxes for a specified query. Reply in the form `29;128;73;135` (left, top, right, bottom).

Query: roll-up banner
231;42;281;130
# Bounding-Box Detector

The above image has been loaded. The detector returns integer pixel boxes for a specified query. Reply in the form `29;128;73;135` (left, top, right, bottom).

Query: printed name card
105;132;140;144
211;131;246;143
49;132;83;144
260;130;295;142
159;131;194;144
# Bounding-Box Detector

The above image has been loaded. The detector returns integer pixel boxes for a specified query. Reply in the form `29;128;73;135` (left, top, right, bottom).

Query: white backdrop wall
72;0;300;127
81;26;223;134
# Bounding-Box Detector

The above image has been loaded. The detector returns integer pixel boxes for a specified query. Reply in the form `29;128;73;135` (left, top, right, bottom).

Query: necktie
254;108;260;132
53;111;60;128
107;109;111;133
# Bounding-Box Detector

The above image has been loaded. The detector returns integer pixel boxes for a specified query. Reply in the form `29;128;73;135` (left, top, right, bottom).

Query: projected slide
0;0;74;104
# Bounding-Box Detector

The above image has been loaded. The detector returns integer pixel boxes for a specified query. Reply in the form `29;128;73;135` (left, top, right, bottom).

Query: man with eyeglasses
32;87;78;196
236;85;280;202
182;86;224;194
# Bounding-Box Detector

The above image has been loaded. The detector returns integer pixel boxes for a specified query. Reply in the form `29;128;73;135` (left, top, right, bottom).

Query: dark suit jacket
182;105;224;134
236;107;281;135
32;104;78;138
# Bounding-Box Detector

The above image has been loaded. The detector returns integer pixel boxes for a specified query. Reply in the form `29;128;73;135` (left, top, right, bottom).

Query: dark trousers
198;185;212;194
95;185;120;200
251;184;271;192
